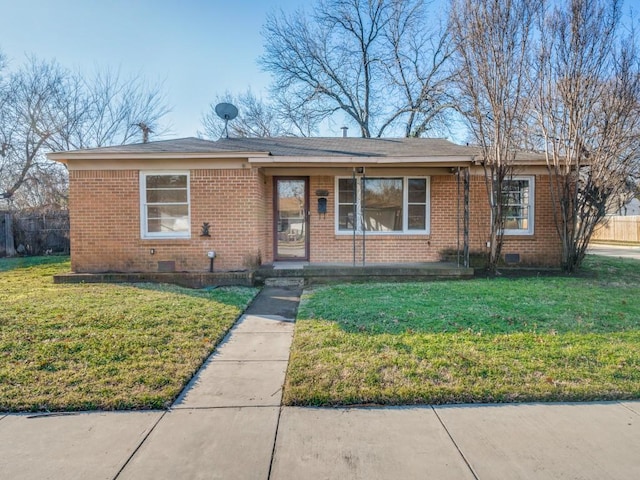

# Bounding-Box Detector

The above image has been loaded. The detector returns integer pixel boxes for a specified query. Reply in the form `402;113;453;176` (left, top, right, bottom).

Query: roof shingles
50;136;477;158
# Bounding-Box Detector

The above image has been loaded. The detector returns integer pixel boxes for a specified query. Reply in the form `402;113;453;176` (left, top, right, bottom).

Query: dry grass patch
0;257;257;411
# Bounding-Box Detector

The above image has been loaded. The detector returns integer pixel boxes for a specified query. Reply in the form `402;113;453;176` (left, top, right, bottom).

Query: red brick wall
299;174;561;266
69;169;561;272
68;168;265;273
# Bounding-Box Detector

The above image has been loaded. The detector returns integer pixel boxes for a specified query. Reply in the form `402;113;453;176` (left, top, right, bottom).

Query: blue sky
7;1;632;142
2;0;302;138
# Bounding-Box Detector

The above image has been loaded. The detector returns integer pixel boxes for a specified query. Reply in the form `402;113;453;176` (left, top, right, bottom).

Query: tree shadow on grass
0;255;69;272
127;282;259;306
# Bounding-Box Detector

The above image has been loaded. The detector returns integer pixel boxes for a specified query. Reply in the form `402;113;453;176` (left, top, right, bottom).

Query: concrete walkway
1;286;639;479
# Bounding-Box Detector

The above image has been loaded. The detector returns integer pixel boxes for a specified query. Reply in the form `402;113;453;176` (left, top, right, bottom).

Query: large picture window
501;176;534;235
140;172;190;238
336;176;430;234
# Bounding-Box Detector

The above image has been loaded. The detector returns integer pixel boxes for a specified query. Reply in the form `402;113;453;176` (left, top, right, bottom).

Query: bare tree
0;57;66;206
449;0;541;273
0;56;170;210
200;89;321;139
260;0;453;138
48;69;170;151
534;0;640;272
201;90;286;139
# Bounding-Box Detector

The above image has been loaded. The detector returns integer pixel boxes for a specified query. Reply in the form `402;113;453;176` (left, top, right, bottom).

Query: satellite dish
215;103;238;138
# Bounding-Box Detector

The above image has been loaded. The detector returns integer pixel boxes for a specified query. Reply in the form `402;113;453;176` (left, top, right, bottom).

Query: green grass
285;255;640;405
0;256;257;412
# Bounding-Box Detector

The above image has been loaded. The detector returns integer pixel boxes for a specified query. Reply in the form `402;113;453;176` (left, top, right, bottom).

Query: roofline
249;155;476;165
48;149;549;166
47;151;271;163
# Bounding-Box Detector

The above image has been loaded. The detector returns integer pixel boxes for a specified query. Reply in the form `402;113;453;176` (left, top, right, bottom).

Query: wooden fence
1;210;70;256
0;213;15;257
592;215;640;244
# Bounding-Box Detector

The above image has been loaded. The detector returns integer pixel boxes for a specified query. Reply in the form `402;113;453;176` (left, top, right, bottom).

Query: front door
274;177;309;260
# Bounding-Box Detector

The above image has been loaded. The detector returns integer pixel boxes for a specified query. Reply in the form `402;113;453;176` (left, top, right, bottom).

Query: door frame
273;176;310;261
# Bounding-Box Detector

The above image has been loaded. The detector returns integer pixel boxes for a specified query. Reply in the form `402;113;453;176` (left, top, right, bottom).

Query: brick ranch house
48;137;561;274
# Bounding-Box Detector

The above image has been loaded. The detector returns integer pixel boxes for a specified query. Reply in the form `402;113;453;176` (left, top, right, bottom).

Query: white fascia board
248;155;475;165
47;151;267;163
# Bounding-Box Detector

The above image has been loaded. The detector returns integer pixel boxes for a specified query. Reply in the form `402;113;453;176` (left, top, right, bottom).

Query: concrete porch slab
213;332;293;361
435;402;640;480
270;406;475;480
117;407;279;480
255;262;474;285
0;411;162;480
174;360;288;408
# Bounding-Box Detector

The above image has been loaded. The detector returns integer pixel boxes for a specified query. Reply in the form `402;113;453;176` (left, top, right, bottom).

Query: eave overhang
47;151;271;165
248;155;476;167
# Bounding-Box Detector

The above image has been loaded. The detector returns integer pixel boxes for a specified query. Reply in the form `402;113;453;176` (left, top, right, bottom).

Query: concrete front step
264;277;305;288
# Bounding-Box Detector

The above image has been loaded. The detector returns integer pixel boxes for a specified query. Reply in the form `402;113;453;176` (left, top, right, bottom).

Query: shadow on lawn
0;255;69;272
127;282;259;307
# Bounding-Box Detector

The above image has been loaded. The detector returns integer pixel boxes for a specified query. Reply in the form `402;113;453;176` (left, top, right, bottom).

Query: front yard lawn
0;257;257;411
285;255;640;405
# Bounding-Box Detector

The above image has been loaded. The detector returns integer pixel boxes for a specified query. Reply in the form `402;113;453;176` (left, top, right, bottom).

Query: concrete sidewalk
588;243;640;260
1;286;639;479
2;401;638;479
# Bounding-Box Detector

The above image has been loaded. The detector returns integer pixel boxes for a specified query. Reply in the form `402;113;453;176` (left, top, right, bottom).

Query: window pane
147;205;189;218
364;178;402;204
143;173;189;236
146;188;188;203
146;175;187;189
363;179;403;231
338;178;355;204
408;179;427;203
408;205;426;230
338;205;355;230
502;179;530;232
147;216;189;233
363;178;403;231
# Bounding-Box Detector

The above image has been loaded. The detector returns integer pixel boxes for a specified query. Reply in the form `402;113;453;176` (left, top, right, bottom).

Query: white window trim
335;176;430;235
502;175;535;236
140;171;191;239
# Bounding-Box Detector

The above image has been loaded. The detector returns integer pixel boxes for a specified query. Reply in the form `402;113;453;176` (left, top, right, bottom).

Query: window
140;172;190;238
336;176;430;234
501;176;534;235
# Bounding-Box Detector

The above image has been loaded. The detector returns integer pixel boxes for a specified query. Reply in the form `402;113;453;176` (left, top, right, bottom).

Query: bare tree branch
450;0;542;273
260;0;452;138
0;55;170;210
533;0;640;272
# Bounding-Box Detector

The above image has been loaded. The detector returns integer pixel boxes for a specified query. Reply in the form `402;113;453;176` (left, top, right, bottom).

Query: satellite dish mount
214;103;239;139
